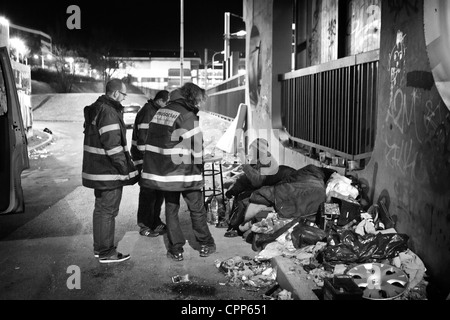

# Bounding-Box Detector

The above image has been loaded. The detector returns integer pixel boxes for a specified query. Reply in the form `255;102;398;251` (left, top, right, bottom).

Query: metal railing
280;50;379;161
205;73;246;119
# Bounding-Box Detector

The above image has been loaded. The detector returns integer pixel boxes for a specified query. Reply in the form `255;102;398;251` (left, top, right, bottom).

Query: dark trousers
137;187;165;230
93;187;123;258
164;189;215;254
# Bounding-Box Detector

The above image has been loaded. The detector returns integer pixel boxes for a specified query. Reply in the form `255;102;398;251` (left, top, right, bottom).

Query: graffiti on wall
321;0;338;63
327;18;337;61
346;0;381;55
383;28;450;237
309;2;320;65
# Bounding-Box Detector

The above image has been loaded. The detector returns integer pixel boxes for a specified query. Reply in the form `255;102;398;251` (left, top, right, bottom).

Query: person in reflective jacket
141;83;216;261
131;90;169;237
82;79;139;264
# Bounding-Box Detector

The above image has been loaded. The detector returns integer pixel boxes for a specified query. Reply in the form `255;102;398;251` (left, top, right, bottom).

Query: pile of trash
214;256;277;291
218;166;429;300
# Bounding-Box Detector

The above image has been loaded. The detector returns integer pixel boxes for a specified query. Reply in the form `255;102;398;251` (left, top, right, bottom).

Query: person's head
106;79;127;103
179;82;206;108
154;90;169;108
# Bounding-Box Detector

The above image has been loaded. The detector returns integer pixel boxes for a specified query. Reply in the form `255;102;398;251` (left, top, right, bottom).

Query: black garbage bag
291;221;328;249
320;227;409;264
251;217;302;251
228;197;250;231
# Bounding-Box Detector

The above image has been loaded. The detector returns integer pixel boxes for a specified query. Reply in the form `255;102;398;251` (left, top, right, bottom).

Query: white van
0;46;29;214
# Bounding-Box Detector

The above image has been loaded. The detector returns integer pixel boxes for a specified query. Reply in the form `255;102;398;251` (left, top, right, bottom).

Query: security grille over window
280;50;379;167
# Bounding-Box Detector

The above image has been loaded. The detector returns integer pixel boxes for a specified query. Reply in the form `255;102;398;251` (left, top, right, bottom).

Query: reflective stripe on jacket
82;95;139;189
130;99;159;169
140;95;204;192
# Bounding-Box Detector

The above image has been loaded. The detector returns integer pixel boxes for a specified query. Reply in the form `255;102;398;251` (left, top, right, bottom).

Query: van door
0;46;29;214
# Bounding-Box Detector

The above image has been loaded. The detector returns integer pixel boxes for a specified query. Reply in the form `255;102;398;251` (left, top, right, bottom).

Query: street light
212;51;225;69
9;37;27;63
223;12;246;79
211;50;225;86
230;30;247;39
33;53;52;68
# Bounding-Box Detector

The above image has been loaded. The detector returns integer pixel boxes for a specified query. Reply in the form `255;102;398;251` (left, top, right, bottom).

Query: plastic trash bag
291;221;327;249
320;227;409;264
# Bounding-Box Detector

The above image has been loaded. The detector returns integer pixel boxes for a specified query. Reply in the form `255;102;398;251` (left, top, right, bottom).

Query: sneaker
199;244;216;257
140;228;159;237
166;251;184;261
99;252;131;264
154;223;167;235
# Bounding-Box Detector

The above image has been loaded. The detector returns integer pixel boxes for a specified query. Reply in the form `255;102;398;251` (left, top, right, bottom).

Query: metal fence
205;73;246;119
280;50;379;161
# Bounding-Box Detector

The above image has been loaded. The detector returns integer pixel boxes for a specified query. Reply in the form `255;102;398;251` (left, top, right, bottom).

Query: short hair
106;79;124;94
154;90;169;102
179;82;206;106
168;89;180;101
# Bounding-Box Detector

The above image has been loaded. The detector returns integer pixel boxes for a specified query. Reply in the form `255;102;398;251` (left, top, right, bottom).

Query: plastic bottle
224;198;233;223
206;203;213;224
210;196;219;226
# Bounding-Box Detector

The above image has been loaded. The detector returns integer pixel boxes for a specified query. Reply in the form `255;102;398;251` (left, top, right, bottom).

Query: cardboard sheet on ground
216;104;247;154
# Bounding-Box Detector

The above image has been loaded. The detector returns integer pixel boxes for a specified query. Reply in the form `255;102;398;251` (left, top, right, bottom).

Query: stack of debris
211;162;429;300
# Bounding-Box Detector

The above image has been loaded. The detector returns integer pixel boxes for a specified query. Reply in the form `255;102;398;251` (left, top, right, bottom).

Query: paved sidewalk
28;128;53;151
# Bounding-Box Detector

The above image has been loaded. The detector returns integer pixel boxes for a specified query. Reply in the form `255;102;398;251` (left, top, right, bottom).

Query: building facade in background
112;50;202;92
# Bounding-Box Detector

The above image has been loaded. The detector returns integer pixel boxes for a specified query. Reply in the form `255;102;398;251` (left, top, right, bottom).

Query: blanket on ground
249;164;328;219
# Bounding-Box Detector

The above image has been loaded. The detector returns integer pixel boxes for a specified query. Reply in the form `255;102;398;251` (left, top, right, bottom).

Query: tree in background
49;45;78;93
81;27;131;91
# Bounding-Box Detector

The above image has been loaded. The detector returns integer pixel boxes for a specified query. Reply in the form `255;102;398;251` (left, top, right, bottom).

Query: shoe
99;252;131;264
224;229;239;238
94;246;116;258
199;244;216;257
167;251;184;261
140;228;159;237
154;223;167;235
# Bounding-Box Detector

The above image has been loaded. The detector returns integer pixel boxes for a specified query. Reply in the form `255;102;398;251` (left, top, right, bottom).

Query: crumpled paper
326;173;359;200
355;212;377;236
392;249;427;290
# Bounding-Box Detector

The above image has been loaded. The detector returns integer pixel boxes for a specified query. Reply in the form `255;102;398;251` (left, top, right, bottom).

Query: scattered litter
333;264;347;275
278;289;293;300
171;274;190;283
216;256;276;289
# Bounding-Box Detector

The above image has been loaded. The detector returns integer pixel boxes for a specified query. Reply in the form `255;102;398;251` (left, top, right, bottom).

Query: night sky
0;0;245;56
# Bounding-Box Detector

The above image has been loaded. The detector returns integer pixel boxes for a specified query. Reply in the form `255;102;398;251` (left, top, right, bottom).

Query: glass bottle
210;196;219;226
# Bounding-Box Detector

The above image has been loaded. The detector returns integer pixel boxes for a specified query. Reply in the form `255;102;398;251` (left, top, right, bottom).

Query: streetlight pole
211;51;224;86
180;0;184;86
204;48;208;89
224;12;230;65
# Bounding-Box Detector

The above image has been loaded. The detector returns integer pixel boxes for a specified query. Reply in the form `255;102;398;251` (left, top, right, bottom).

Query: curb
272;256;320;300
28;131;53;151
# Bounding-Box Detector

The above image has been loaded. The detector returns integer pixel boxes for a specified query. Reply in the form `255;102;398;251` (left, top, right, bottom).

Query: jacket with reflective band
130;99;159;170
82;95;139;189
140;93;204;191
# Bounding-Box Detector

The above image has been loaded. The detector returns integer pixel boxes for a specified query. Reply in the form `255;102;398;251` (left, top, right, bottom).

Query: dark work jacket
130;99;160;170
82;95;139;189
140;90;204;191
